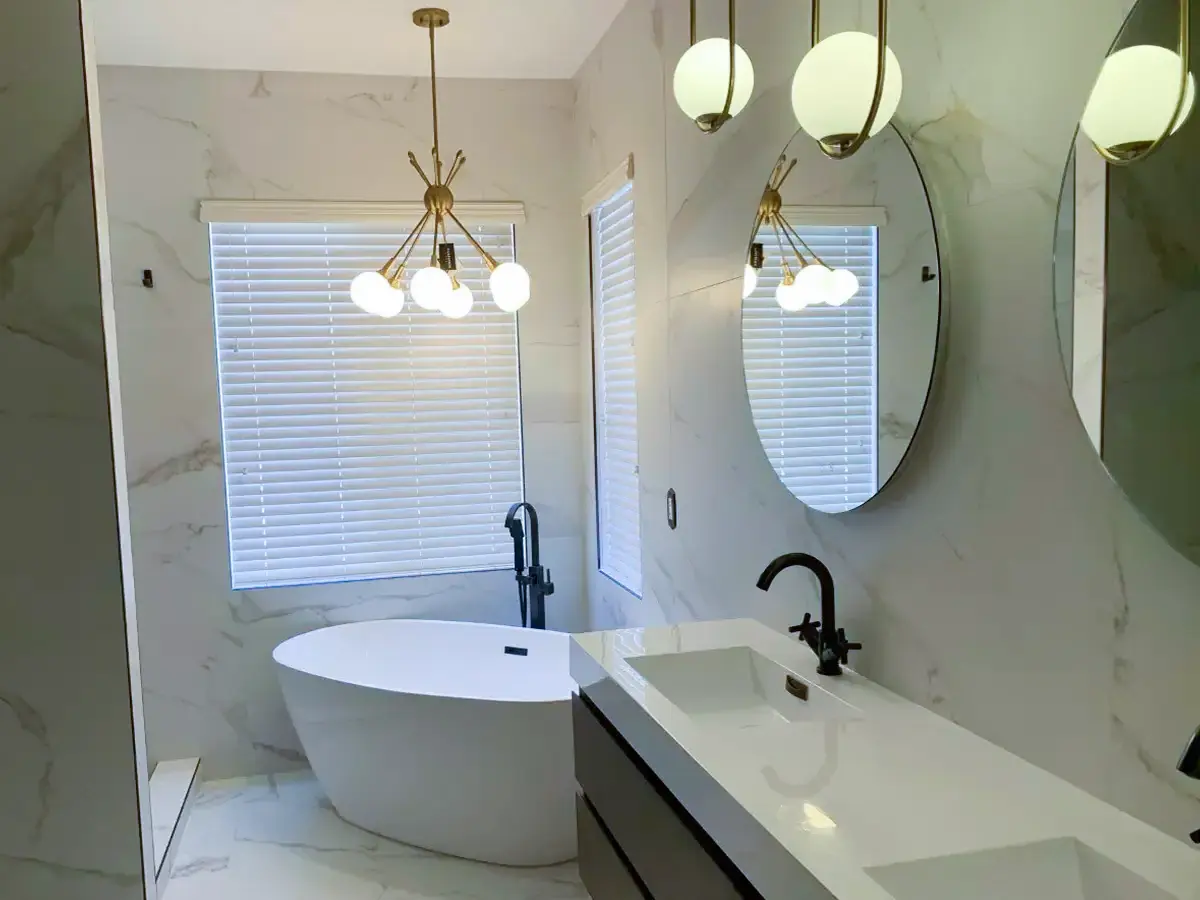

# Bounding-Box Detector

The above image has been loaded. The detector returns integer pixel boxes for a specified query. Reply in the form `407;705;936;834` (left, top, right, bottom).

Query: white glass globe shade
776;280;810;312
1081;44;1196;152
827;268;861;307
673;38;755;124
442;283;475;320
791;32;902;144
375;285;406;318
742;264;759;299
793;264;834;306
350;271;391;315
491;262;531;312
411;266;453;311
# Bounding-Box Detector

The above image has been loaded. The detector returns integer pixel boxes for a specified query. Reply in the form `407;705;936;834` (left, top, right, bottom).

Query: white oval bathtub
273;620;577;866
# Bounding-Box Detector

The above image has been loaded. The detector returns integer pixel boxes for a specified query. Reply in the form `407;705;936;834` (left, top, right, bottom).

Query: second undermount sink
866;838;1178;900
627;646;861;729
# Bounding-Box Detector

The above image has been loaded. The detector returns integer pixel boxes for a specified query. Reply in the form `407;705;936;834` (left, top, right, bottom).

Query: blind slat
211;220;524;589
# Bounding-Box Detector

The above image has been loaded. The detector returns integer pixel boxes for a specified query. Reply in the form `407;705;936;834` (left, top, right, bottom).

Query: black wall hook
142;269;155;289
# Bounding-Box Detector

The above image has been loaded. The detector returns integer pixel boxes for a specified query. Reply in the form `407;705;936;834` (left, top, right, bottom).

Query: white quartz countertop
571;619;1200;900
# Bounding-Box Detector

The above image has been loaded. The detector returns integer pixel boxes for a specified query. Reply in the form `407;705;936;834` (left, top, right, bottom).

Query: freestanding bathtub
273;620;577;866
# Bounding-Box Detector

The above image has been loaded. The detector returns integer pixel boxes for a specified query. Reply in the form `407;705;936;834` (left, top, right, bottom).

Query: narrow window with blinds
743;223;879;512
209;220;525;590
590;182;642;596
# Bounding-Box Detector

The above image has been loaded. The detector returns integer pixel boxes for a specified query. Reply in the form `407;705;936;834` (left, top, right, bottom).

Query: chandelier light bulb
743;264;759;299
1081;44;1196;154
350;271;406;318
827;268;861;307
490;262;532;312
442;282;475;319
791;32;902;147
793;264;833;306
776;280;809;312
411;266;453;311
673;38;755;126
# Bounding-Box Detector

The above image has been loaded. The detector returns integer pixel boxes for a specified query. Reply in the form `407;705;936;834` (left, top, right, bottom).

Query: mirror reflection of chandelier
744;156;861;311
350;7;532;319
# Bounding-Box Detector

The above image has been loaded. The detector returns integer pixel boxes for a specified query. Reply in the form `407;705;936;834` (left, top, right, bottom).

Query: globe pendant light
673;1;754;134
442;279;475;319
490;261;532;312
827;267;861;307
746;155;862;313
350;271;404;318
791;0;902;160
350;8;532;317
1082;0;1194;165
776;276;810;312
411;265;452;310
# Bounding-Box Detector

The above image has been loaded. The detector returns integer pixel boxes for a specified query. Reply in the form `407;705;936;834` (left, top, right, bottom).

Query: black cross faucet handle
835;628;863;665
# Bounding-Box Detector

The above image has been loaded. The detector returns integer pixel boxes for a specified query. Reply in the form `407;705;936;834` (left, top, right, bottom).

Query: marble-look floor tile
165;772;589;900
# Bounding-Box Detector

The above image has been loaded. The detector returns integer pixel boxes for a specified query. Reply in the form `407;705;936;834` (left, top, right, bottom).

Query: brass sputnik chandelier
743;155;861;311
351;7;531;319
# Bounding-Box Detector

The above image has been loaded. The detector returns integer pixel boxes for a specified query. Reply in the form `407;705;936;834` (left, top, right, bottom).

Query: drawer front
577;794;648;900
573;694;747;900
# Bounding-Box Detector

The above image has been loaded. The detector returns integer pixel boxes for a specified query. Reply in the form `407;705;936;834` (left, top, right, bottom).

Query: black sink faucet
1180;727;1200;843
504;502;554;630
756;553;861;677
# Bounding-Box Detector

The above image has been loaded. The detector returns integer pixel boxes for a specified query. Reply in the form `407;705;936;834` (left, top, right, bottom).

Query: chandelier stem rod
779;213;827;268
447;210;500;271
689;0;697;45
381;209;432;278
428;20;443;184
769;217;796;280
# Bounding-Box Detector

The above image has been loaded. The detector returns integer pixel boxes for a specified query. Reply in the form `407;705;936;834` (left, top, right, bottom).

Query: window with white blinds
590;182;642;596
209;220;524;590
743;223;879;513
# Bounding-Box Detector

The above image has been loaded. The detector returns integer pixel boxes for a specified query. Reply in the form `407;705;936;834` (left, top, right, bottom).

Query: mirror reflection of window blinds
591;182;643;596
743;224;879;512
209;221;524;590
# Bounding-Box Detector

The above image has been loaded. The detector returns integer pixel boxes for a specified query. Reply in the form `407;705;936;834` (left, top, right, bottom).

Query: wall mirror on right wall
1054;0;1200;566
742;124;943;514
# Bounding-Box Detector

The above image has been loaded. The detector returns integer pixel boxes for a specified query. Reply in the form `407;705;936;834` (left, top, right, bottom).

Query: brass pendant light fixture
744;155;861;310
1081;0;1195;165
351;7;531;319
672;0;755;134
791;0;902;160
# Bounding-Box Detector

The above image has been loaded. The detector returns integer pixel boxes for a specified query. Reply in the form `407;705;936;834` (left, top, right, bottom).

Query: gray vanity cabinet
573;693;757;900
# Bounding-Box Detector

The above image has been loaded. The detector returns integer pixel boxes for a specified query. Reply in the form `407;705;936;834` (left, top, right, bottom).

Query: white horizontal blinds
210;221;524;589
744;224;878;512
592;182;642;595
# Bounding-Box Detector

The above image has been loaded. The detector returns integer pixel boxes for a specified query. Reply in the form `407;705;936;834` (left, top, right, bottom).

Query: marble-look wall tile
0;3;150;898
97;66;586;779
576;0;1200;841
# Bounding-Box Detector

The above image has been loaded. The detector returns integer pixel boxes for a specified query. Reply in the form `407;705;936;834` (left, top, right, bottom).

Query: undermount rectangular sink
866;838;1177;900
627;647;861;729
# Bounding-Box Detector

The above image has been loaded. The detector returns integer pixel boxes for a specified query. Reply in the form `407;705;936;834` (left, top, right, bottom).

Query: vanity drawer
577;793;648;900
573;693;750;900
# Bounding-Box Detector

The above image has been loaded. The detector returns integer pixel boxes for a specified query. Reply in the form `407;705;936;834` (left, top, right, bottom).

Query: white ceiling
91;0;631;80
